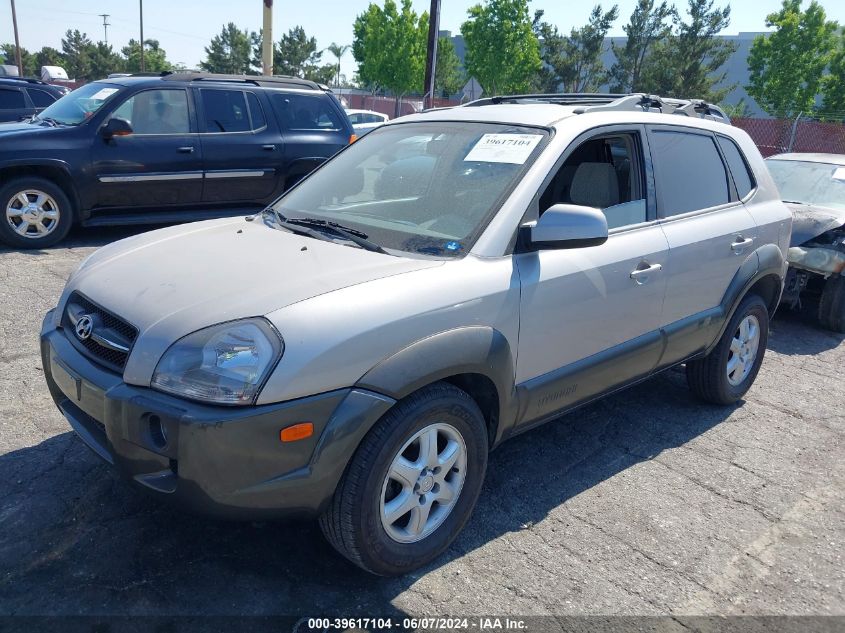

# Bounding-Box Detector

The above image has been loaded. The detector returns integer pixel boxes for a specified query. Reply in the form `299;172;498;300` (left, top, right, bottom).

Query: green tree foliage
609;0;674;92
434;36;465;97
33;47;65;74
1;43;36;75
640;0;736;101
534;4;619;93
274;26;335;84
61;30;93;81
747;0;837;118
201;23;256;75
122;39;173;73
326;42;350;87
353;0;428;99
822;37;845;120
88;43;124;80
460;0;541;95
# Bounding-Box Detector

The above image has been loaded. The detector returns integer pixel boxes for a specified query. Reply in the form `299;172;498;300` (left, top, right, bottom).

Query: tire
687;294;769;405
319;382;488;576
0;177;74;249
818;275;845;333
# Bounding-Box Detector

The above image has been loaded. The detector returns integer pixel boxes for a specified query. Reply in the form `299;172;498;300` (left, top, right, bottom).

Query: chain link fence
733;116;845;157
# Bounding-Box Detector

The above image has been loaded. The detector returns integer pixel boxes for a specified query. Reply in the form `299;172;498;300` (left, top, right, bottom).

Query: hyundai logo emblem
75;315;94;341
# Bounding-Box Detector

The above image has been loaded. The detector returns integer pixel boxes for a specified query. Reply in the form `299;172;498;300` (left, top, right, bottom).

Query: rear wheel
818;275;845;333
0;177;73;248
687;294;769;405
319;382;488;576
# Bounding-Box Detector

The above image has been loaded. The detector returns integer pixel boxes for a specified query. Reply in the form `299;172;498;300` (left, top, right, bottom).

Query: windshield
35;82;122;125
767;159;845;210
270;122;548;257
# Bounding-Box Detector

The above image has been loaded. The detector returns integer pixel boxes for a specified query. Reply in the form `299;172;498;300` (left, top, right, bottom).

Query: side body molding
356;326;518;445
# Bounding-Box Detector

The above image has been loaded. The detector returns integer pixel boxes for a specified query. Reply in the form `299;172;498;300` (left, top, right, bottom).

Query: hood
786;202;845;246
68;216;442;341
0;120;69;137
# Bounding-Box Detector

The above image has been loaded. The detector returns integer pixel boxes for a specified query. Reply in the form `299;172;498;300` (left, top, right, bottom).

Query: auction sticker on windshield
90;88;119;101
833;167;845;181
464;133;543;164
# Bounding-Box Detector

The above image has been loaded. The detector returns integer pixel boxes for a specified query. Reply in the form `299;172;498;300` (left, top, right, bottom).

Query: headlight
151;318;283;405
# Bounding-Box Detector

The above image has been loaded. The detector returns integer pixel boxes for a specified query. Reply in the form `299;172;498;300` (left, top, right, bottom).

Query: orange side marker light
280;422;314;442
349;134;358;144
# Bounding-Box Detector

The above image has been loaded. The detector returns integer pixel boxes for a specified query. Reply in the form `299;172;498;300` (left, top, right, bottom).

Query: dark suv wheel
319;382;488;576
0;177;73;248
687;294;769;405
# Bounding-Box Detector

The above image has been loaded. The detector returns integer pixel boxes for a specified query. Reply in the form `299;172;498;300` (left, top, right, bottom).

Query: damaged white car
768;153;845;332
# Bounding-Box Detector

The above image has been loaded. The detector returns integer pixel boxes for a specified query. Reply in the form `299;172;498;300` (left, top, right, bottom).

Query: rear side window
200;89;250;133
271;93;343;131
245;92;266;130
717;136;755;199
27;88;56;107
650;130;730;216
0;88;26;109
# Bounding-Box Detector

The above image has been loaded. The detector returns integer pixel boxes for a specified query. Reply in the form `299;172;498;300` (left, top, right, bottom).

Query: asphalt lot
0;224;843;620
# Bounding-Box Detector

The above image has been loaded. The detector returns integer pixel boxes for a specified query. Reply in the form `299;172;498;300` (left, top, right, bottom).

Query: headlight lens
151;318;283;405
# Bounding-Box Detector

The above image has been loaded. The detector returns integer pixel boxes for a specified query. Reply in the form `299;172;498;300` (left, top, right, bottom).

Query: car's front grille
62;292;138;372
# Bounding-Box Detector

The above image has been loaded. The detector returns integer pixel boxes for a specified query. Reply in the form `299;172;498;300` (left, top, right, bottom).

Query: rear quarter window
27;88;56;107
271;93;344;131
717;136;756;199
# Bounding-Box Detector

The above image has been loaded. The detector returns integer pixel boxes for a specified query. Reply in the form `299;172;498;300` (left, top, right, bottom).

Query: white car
346;108;389;136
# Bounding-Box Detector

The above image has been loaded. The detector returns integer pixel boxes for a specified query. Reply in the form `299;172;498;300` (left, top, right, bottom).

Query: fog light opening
148;414;167;449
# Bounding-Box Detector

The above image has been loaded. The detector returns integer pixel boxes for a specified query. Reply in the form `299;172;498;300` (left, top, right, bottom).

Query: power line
98;14;110;45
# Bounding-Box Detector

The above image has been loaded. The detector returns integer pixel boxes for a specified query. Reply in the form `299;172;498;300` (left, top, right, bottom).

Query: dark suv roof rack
463;92;730;123
0;76;50;86
150;72;323;91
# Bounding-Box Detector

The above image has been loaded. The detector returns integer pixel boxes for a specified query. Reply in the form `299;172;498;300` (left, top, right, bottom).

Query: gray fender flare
356;326;518;442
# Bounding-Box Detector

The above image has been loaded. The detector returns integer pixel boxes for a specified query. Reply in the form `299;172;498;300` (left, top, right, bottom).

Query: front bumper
41;311;395;519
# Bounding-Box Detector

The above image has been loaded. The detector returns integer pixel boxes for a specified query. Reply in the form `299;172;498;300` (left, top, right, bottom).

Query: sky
3;0;845;79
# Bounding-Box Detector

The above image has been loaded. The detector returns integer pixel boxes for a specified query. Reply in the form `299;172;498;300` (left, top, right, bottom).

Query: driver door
91;88;204;209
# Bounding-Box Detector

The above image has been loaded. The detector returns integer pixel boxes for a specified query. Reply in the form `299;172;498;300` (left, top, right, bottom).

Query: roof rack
152;72;323;91
1;76;50;85
463;92;730;123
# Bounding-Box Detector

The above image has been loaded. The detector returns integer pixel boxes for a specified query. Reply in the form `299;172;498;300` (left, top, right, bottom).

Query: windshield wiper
283;217;389;254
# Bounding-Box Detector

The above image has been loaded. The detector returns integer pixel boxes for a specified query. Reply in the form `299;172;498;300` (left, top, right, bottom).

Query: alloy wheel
6;189;60;239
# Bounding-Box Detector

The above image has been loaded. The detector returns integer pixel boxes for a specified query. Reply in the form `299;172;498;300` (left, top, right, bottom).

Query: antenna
98;13;111;45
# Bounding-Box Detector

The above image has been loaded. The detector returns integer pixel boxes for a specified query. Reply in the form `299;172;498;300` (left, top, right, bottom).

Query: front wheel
818;275;845;333
687;294;769;405
0;177;73;248
319;382;488;576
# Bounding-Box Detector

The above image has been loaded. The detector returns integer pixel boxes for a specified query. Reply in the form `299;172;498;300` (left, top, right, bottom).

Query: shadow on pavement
0;368;735;616
769;305;845;355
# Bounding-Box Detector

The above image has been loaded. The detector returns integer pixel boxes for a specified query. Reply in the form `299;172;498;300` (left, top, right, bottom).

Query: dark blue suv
0;73;355;248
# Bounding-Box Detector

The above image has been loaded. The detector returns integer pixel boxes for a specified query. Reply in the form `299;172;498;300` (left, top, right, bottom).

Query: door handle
731;236;754;253
177;146;194;153
630;262;663;284
262;144;276;151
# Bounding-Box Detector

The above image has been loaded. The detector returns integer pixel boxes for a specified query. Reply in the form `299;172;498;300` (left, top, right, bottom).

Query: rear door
196;88;283;204
648;125;758;364
91;87;204;208
0;86;33;122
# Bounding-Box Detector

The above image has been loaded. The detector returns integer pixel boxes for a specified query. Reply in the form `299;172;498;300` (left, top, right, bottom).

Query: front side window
108;89;190;134
35;82;121;125
200;89;250;133
539;132;647;229
270;122;548;257
272;93;343;131
0;88;25;109
651;130;730;216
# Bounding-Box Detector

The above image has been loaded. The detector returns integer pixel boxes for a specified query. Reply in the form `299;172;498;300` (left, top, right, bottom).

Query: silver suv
41;94;792;576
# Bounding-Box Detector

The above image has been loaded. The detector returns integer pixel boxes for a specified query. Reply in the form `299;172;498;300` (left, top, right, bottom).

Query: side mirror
100;117;133;140
524;203;609;250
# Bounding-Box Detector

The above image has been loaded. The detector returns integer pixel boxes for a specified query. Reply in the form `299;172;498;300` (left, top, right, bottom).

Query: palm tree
326;42;349;88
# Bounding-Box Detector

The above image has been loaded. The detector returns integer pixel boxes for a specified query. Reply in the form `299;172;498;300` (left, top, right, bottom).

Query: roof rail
1;76;50;85
158;72;322;90
462;92;731;123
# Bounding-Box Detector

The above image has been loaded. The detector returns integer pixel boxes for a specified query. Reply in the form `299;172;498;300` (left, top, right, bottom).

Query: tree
327;42;350;87
61;30;93;81
822;37;845;120
353;0;428;112
535;4;619;93
461;0;541;95
1;44;37;76
609;0;674;92
640;0;736;101
201;23;256;75
747;0;837;118
273;26;335;83
33;47;65;75
122;39;172;73
88;43;124;81
434;36;464;97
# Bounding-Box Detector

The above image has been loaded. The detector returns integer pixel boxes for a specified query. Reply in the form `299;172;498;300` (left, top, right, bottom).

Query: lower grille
63;293;138;371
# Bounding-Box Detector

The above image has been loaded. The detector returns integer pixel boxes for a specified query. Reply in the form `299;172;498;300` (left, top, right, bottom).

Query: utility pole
10;0;23;77
422;0;441;110
262;0;273;76
139;0;145;72
99;13;111;46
